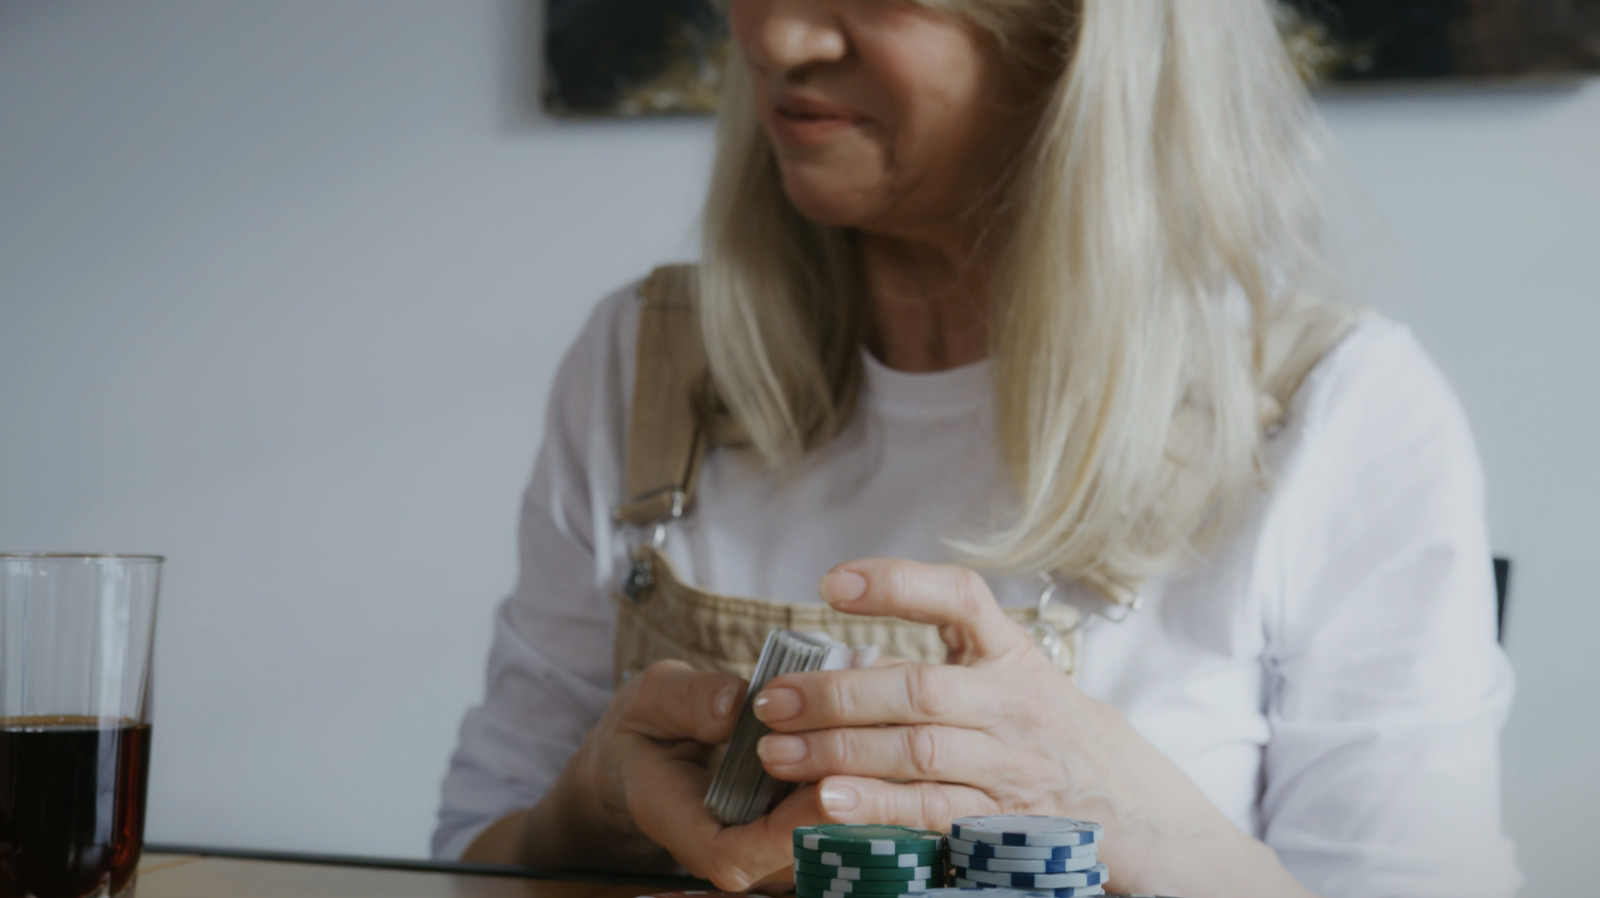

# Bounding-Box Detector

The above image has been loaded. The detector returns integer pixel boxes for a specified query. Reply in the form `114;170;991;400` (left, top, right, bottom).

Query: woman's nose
735;0;849;76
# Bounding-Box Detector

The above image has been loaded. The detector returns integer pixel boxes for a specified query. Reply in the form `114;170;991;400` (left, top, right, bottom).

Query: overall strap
612;263;1359;613
615;264;709;527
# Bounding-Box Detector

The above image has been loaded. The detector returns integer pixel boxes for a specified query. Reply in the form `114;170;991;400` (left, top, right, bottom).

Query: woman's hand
527;659;823;890
750;559;1317;898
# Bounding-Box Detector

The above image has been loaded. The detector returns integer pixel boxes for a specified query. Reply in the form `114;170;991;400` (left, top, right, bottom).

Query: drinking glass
0;554;162;898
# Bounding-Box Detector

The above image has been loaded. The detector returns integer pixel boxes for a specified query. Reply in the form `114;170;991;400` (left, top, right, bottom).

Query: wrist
524;763;613;863
523;754;674;872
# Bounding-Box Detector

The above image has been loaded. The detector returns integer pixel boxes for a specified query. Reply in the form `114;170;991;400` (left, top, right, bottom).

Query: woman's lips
768;93;867;145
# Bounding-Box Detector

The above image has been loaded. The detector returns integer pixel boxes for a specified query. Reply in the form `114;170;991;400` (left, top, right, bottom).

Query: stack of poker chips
945;816;1108;898
793;824;948;898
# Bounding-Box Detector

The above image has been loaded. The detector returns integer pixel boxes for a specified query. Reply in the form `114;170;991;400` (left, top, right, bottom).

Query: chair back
1493;557;1511;644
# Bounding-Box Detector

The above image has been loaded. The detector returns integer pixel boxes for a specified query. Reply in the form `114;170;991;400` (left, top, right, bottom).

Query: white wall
1;2;1594;893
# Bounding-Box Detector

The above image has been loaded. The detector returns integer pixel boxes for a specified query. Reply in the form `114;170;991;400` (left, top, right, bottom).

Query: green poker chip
793;824;945;856
793;873;940;895
794;861;939;882
793;846;942;868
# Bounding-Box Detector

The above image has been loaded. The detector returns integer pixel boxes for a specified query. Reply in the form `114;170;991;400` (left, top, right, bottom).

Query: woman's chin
780;185;879;230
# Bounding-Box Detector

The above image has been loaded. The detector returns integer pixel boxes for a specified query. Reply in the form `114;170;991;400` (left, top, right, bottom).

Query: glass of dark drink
0;554;161;898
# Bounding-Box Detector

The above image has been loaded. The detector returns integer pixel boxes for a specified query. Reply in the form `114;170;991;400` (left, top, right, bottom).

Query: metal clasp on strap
1096;588;1144;624
1029;572;1143;641
1026;575;1074;669
613;484;689;529
614;487;687;605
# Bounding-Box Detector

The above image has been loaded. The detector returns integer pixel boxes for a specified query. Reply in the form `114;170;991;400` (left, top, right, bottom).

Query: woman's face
730;0;1042;242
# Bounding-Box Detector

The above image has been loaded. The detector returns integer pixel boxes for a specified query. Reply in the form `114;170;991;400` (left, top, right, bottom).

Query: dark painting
1278;0;1600;82
543;0;1600;116
544;0;728;115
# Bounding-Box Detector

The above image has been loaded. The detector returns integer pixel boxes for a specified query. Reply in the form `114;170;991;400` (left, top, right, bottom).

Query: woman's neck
859;230;992;373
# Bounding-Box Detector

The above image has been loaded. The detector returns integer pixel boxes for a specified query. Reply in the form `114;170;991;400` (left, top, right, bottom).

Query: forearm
462;768;674;872
1065;701;1319;898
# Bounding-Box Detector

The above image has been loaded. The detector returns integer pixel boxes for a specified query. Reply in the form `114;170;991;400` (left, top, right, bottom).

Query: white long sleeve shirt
434;281;1521;898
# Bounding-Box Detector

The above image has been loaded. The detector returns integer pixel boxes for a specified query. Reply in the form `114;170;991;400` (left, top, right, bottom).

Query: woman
435;1;1519;896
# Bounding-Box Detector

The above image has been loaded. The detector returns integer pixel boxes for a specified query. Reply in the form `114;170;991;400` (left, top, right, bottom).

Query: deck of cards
703;629;877;825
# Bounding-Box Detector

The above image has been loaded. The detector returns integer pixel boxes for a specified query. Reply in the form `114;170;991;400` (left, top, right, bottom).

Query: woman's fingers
620;746;726;874
625;742;819;890
757;722;1006;785
813;775;1001;832
820;559;1030;662
756;662;1003;731
707;786;825;887
626;659;747;744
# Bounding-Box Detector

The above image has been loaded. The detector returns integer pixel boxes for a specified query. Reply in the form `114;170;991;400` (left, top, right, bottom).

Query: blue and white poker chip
951;879;1104;898
950;864;1108;890
945;836;1097;861
949;852;1099;874
949;816;1103;848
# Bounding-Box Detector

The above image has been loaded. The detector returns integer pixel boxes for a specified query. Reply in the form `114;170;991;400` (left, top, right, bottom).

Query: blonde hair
698;0;1341;602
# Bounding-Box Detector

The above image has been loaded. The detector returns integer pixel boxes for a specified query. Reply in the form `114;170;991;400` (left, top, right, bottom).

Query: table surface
135;852;701;898
134;851;1161;898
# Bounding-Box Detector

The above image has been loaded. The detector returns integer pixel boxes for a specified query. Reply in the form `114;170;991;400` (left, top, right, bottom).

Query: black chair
1493;556;1511;644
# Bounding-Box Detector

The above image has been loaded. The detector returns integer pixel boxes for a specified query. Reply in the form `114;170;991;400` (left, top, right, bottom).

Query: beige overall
609;265;1355;687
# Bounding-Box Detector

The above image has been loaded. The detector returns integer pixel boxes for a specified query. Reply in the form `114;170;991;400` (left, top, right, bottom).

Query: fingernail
825;570;868;604
756;734;808;765
713;685;738;718
752;687;801;722
819;783;858;812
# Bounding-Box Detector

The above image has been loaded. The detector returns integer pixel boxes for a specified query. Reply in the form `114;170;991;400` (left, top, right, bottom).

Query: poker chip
937;816;1109;898
795;824;946;855
795;873;941;894
952;880;1104;898
796;847;941;868
949;816;1103;848
950;852;1099;874
792;822;951;898
950;865;1109;890
796;862;938;882
946;836;1097;861
793;877;940;889
900;891;1016;898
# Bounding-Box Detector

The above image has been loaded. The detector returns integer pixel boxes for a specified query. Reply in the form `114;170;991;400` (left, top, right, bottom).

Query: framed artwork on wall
544;0;727;116
542;0;1600;117
1277;0;1600;84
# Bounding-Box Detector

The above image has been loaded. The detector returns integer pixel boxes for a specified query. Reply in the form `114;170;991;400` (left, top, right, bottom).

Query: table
134;849;1166;898
135;850;706;898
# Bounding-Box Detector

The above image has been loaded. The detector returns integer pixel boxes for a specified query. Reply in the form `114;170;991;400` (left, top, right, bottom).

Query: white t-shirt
435;281;1521;898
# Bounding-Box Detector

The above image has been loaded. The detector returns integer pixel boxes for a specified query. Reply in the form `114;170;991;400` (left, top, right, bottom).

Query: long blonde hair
698;0;1341;602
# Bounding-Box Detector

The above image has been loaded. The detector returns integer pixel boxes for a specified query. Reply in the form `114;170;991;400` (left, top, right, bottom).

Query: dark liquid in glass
0;717;151;898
